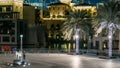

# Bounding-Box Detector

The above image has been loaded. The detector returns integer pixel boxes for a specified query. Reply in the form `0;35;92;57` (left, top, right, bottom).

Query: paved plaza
1;53;120;68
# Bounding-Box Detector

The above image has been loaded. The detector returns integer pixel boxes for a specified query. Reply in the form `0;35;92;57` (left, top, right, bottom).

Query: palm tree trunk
87;36;91;53
108;27;113;58
75;30;79;54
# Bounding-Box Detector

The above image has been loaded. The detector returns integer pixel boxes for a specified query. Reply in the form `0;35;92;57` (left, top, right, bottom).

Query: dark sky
28;0;109;5
84;0;109;5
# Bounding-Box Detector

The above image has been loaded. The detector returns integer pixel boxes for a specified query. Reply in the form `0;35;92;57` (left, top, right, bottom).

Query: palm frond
61;10;92;40
94;1;120;36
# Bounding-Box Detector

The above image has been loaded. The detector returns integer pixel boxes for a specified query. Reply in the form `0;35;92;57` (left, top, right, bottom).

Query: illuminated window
2;7;6;12
56;34;60;39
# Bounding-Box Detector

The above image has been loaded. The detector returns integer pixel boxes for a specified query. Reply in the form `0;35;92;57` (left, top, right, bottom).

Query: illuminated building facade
0;0;40;49
41;2;70;49
40;0;96;49
0;0;23;47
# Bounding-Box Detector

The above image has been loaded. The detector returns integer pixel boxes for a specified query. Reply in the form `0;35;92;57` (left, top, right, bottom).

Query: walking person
23;50;26;60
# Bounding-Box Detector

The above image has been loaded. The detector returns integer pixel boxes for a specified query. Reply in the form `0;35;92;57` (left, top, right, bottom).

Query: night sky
28;0;109;5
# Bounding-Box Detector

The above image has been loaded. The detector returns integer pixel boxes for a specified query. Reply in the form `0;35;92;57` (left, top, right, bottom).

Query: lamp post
20;34;23;62
7;34;31;67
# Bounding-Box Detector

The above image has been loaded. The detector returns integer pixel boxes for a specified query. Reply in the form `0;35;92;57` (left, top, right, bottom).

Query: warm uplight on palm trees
20;34;23;62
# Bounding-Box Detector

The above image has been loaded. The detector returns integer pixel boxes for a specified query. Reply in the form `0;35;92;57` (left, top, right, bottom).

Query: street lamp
20;34;23;62
108;35;112;39
20;35;23;51
6;34;31;67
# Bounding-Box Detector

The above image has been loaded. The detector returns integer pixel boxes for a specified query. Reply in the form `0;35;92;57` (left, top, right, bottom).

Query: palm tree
61;10;92;54
94;1;120;58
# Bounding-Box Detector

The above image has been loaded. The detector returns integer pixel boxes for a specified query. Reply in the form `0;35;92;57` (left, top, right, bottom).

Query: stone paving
1;53;120;68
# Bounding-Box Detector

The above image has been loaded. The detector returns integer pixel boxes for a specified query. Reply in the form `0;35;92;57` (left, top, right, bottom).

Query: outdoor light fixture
20;34;23;51
108;35;112;39
75;35;79;39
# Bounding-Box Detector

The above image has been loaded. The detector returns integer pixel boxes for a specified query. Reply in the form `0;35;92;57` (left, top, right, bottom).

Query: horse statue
15;51;22;60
